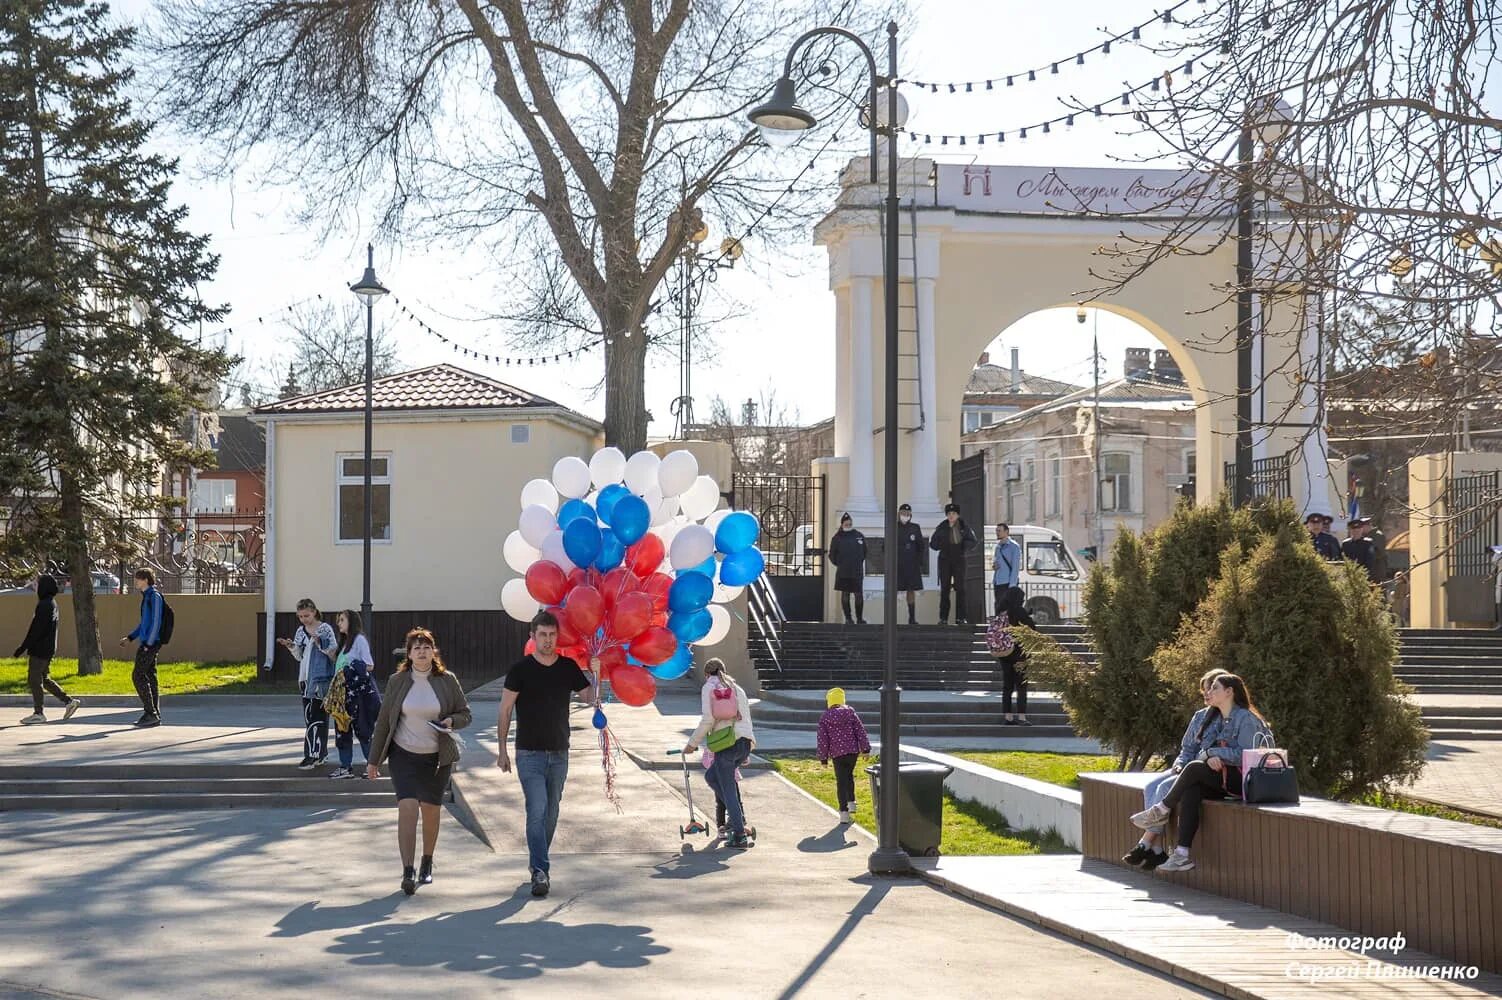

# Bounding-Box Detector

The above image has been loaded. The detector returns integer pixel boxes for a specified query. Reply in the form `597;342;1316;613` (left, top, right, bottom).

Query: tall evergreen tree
0;0;229;672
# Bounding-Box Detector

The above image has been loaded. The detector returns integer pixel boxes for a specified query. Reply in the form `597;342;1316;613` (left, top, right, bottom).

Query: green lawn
1356;790;1502;830
0;658;293;696
953;751;1121;789
765;752;1073;856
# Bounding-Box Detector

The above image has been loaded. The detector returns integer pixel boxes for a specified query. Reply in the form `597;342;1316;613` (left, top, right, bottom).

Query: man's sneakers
839;809;853;824
1140;850;1171;871
327;767;354;779
19;713;45;725
133;714;161;728
1157;851;1195;873
401;866;417;896
63;699;81;721
1130;802;1171;830
297;756;316;770
725;833;752;849
531;869;550;898
418;856;434;885
1122;843;1153;867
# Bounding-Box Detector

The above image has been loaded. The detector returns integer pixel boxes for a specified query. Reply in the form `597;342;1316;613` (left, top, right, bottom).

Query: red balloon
568;567;590;591
610;592;654;641
642;572;673;611
524;638;537;655
558;642;587;663
557;617;581;649
610;662;657;707
563;585;606;635
526;561;569;606
598;645;627;677
599;567;640;608
650;609;668;628
629;626;677;666
626;534;665;577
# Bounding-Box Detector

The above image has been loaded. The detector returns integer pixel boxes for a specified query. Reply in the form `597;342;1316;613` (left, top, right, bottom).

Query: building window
1101;452;1132;512
511;424;530;444
192;478;236;513
1023;459;1036;522
1184;449;1197;476
337;454;392;542
964;411;978;433
1048;456;1062;516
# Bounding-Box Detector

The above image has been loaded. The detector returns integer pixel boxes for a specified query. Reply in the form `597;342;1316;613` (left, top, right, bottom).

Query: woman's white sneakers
1129;803;1171;830
1157;852;1195;873
19;713;45;725
839;810;852;824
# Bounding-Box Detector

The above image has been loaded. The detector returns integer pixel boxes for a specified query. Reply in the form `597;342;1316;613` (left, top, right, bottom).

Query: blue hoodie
128;586;165;647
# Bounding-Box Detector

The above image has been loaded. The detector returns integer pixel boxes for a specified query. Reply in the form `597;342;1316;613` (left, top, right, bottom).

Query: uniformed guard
1304;512;1342;562
929;503;978;625
895;503;926;625
1341;517;1379;581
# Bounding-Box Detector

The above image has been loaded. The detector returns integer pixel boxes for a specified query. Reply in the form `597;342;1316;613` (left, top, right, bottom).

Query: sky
112;0;1189;430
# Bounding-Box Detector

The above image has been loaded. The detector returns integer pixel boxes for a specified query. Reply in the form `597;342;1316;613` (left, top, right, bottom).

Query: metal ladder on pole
878;199;926;434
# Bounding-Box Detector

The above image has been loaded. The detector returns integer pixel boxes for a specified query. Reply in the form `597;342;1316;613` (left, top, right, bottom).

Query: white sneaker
1157;852;1195;873
63;699;81;721
327;767;354;779
839;810;852;824
1130;803;1171;830
19;713;45;725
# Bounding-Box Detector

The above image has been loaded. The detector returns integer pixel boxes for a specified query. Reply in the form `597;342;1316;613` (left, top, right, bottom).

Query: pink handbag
710;681;740;721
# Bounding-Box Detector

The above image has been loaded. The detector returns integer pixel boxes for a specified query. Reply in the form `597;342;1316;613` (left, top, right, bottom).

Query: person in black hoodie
827;513;868;625
929;503;978;625
14;575;81;725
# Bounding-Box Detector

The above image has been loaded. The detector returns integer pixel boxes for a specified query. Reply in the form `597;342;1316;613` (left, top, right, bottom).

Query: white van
984;524;1085;625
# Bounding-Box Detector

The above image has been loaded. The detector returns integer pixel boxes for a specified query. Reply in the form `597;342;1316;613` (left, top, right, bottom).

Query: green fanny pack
706;724;738;753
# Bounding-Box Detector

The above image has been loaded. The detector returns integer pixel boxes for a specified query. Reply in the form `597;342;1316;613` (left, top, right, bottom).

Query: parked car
985;524;1085;625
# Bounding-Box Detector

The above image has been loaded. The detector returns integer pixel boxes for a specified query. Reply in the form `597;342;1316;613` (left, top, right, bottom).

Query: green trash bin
866;761;953;856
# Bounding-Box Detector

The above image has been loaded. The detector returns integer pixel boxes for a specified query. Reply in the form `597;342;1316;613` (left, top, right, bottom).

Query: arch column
847;276;878;512
1296;293;1333;512
911;276;941;508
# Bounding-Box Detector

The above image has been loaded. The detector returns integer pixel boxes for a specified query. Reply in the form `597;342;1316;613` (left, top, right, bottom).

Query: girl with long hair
683;658;757;849
367;629;472;894
327;610;381;780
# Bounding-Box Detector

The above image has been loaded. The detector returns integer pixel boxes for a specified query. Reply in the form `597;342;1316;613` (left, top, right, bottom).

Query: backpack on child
710;679;740;721
984;613;1015;657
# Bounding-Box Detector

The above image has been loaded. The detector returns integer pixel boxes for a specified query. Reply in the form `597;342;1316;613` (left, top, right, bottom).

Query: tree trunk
1115;750;1129;772
59;470;104;675
603;330;649;451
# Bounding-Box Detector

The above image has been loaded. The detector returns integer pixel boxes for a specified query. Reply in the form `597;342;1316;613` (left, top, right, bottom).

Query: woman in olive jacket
367;627;472;895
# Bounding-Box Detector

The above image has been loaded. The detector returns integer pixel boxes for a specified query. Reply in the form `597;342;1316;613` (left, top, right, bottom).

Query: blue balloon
557;498;595;530
563;517;602;567
720;546;766;587
591;706;608;730
715;511;760;555
596;483;630;525
595;527;625;571
649;645;694;680
690;555;718;578
611;494;650;545
668;608;712;643
668;572;714;613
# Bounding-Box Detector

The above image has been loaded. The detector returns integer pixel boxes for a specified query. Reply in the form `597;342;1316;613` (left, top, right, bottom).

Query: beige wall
1409;451;1502;628
268;414;597;614
0;593;260;662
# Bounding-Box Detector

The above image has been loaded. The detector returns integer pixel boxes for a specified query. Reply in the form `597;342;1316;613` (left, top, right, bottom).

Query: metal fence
1222;451;1293;502
1445;471;1501;579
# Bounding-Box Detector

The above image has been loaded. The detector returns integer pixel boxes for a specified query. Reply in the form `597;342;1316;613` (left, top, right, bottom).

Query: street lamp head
350;245;389;307
1252;96;1295;146
1076;304;1088;324
719;236;744;261
859;86;910;131
749;76;816;147
690;219;710;245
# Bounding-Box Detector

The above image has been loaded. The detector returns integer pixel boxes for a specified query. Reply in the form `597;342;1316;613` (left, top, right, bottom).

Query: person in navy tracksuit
118;568;166;727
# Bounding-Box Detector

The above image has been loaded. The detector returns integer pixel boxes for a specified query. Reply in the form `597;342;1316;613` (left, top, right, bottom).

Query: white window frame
192;478;237;514
1182;447;1197;477
1100;451;1134;513
1047;454;1062;516
335;452;394;545
1023;458;1036;522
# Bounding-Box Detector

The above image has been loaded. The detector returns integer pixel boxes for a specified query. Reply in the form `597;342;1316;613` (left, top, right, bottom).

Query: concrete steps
0;762;414;811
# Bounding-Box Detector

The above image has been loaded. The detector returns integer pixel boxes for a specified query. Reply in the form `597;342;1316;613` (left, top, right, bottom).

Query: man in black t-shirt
498;610;596;898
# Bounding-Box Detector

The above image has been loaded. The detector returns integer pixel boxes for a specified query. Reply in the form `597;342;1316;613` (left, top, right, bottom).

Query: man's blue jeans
516;749;569;874
705;737;752;836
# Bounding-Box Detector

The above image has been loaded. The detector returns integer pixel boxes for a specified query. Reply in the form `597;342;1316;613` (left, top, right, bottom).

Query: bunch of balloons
500;447;764;709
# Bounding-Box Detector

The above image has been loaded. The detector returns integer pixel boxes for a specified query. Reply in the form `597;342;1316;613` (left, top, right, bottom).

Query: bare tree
700;389;832;479
152;0;872;451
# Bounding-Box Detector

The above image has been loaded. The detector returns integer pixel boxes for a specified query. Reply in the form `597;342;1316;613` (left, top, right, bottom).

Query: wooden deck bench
1080;771;1502;975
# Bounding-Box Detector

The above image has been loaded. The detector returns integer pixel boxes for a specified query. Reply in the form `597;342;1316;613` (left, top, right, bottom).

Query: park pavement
0;697;1207;1000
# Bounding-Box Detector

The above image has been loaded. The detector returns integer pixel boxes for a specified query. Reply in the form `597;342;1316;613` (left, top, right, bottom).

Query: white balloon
680;475;721;521
696;604;732;646
519;478;559;514
651;492;680;527
652;518;684;548
501;578;541;622
624;451;662;495
503;530;540;574
703;508;733;537
669;523;715;570
552;456;591;499
589;447;628;488
658;449;699;497
539;529;576;573
519;504;557;548
712;579;744;604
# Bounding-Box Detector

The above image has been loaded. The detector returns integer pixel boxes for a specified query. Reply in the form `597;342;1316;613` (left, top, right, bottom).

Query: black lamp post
751;21;911;876
670;211;742;439
349;244;388;622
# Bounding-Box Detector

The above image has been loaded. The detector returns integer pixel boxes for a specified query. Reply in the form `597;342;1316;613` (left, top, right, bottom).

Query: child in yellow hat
817;687;871;823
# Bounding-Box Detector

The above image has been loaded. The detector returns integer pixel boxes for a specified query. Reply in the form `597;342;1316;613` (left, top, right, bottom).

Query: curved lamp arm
779;26;880;184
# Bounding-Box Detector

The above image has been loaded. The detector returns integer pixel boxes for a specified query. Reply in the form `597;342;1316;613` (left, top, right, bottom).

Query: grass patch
1355;790;1502;830
0;658;293;696
953;751;1120;789
765;752;1073;856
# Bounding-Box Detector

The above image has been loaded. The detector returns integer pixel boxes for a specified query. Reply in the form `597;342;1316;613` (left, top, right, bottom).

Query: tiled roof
253;364;572;416
212;412;265;471
965;364;1081;397
983;373;1193;426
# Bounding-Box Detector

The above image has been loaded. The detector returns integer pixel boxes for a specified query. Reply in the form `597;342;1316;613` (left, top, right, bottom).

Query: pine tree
1154;524;1427;797
0;0;229;672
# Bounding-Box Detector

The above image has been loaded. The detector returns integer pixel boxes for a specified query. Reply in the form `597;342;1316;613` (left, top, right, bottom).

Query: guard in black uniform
827;512;868;625
1341;517;1378;582
895;502;926;625
1305;512;1342;562
929;503;978;625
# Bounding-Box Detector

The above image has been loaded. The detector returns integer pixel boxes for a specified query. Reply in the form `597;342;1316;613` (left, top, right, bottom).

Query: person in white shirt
684;659;757;849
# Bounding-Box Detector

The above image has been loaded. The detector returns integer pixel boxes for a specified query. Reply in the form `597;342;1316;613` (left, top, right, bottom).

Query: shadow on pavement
307;885;671;980
648;843;736;879
796;825;862;854
777;881;891;999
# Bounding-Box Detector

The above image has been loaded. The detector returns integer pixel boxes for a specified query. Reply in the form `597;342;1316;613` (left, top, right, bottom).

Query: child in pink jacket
817;687;872;823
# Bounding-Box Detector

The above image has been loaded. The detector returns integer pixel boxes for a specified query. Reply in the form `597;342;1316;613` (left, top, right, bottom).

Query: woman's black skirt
387;742;451;805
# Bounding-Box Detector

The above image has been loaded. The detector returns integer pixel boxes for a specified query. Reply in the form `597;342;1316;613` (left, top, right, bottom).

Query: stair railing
746;573;785;672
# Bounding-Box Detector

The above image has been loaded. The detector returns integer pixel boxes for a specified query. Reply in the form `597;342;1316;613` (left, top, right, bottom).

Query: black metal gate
950;453;986;624
1444;471;1501;622
1222;451;1293;502
729;473;825;621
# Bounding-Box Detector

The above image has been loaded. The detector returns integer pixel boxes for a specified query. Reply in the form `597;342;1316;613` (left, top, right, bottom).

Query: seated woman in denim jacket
1122;668;1227;871
1129;673;1272;873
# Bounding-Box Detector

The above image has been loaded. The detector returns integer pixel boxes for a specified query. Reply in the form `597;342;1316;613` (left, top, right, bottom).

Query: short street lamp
350;244;388;622
752;21;911;877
